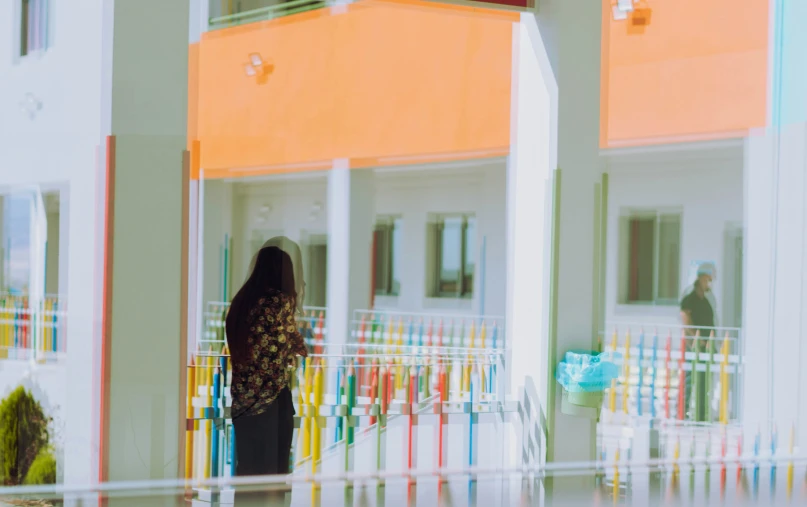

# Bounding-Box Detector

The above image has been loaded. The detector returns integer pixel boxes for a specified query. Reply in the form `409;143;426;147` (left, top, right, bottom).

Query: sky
4;195;31;292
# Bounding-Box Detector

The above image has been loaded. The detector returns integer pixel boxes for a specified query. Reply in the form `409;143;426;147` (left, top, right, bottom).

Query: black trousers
233;387;295;505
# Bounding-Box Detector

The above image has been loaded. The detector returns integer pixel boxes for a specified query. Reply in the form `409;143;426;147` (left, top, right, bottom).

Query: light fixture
612;0;652;29
616;0;634;11
259;204;271;213
612;6;629;20
243;52;274;84
612;0;634;20
19;93;42;119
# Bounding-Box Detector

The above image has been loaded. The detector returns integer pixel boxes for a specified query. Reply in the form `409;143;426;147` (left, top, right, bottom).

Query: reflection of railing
3;455;806;505
352;310;505;349
200;301;326;351
0;294;67;361
600;324;743;424
208;0;328;31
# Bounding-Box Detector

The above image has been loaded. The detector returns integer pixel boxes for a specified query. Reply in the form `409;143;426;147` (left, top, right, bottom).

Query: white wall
373;161;507;317
217;160;508;320
231;174;329;301
506;16;554;409
603;140;745;330
0;0;105;485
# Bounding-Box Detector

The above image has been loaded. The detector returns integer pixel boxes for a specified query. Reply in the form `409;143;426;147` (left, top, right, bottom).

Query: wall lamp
244;53;274;85
19;93;43;119
611;0;652;31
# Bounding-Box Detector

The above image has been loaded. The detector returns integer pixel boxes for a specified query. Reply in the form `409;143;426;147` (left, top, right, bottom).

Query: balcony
208;0;326;31
190;0;518;177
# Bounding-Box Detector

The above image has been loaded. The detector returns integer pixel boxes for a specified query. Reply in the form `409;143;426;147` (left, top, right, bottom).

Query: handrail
209;0;329;30
3;453;806;497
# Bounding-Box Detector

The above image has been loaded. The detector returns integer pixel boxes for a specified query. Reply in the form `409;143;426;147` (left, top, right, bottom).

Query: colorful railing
185;344;510;483
600;324;744;425
351;310;505;350
0;294;67;361
201;301;325;351
208;0;328;31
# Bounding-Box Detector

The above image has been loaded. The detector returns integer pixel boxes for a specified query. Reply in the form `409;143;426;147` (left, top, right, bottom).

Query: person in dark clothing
680;262;717;421
226;244;307;505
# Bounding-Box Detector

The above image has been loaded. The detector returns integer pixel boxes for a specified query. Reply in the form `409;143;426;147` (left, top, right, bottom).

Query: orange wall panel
602;0;769;147
195;0;515;176
187;43;200;178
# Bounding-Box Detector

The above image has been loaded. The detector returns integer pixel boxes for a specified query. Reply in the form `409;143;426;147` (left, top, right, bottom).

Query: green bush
0;386;51;486
23;449;56;485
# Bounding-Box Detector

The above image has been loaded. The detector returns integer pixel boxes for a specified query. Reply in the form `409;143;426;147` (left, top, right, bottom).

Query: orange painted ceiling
189;0;771;174
601;0;769;147
190;0;516;178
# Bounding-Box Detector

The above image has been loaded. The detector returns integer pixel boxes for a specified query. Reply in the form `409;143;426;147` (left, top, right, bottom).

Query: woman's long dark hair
226;246;297;362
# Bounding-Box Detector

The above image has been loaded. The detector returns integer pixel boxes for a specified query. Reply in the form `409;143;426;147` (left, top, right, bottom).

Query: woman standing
226;244;308;481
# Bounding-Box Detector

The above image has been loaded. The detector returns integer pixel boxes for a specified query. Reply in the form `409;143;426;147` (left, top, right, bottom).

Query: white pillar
57;189;69;299
478;163;507;318
326;162;374;346
0;195;5;291
45;198;60;294
100;0;189;482
188;0;209;43
201;180;235;308
742;0;807;450
507;1;603;495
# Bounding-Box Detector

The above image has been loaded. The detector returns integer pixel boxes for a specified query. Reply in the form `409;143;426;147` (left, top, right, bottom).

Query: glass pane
391;218;402;295
439;217;463;293
373;227;389;293
657;215;681;301
627;217;654;302
5;195;32;294
463;217;476;295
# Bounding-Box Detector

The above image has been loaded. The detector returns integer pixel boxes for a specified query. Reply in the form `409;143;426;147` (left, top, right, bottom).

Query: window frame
619;208;682;306
17;0;50;59
373;216;400;297
431;214;475;299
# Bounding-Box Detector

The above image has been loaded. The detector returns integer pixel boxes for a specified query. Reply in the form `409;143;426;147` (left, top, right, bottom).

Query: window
2;195;32;293
373;217;401;296
619;210;681;304
429;215;475;298
19;0;50;57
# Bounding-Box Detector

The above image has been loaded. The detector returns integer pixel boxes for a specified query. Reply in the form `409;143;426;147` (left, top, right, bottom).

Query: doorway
305;236;327;308
723;224;744;328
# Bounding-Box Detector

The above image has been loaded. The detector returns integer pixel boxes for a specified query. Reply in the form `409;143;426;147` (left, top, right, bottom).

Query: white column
326;162;374;346
397;209;426;312
202;180;235;307
0;195;5;290
742;0;807;449
57;189;69;299
101;0;189;482
479;163;507;318
507;1;603;494
45;202;60;294
188;0;210;43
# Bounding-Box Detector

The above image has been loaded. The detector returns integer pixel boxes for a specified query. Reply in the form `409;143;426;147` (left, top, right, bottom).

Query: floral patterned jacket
230;290;307;419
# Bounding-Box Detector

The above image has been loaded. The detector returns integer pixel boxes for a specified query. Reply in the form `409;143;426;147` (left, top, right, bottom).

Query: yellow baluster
719;335;730;424
609;328;618;413
185;360;196;480
300;359;314;461
310;361;324;474
623;330;631;415
203;349;213;480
